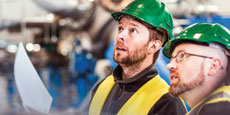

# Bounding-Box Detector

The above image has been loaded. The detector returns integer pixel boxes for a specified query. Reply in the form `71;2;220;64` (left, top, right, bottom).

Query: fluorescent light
33;44;41;52
7;44;17;53
26;43;34;52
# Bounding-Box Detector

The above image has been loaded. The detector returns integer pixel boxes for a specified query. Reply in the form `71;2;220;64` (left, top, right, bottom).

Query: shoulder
148;93;187;115
198;99;230;115
91;78;106;96
154;93;186;109
91;75;114;97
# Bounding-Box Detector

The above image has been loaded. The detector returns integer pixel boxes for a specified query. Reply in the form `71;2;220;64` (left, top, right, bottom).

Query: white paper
14;42;53;114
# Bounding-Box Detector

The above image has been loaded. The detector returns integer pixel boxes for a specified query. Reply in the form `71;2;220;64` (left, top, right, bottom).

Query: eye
175;52;187;63
178;52;186;59
178;52;185;58
130;28;137;33
118;26;123;32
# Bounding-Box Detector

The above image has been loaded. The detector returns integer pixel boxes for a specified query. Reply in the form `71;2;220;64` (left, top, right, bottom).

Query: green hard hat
163;23;230;58
111;0;173;42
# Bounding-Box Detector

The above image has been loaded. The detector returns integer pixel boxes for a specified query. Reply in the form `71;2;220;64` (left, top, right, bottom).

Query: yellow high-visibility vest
89;74;169;115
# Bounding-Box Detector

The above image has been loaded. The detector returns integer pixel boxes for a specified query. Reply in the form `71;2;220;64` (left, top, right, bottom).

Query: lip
170;73;179;85
170;74;177;80
116;45;127;51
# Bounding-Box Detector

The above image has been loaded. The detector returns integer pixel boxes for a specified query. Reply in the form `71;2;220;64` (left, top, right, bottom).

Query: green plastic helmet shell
163;23;230;58
111;0;173;42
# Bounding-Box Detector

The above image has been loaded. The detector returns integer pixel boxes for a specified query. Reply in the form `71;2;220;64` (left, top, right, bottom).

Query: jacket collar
112;63;158;84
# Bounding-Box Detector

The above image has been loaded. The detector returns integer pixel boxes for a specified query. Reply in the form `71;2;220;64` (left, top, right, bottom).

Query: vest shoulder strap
89;75;115;115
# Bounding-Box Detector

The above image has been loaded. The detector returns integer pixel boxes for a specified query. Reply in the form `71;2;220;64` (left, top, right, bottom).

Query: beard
169;62;205;96
113;42;148;67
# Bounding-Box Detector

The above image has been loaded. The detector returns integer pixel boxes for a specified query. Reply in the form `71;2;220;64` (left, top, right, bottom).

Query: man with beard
163;23;230;115
88;0;187;115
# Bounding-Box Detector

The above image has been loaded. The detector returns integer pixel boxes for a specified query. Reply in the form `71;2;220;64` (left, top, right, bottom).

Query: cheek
126;35;149;52
127;41;138;49
128;43;145;53
179;63;201;82
132;32;149;42
179;68;191;82
132;39;148;48
127;46;135;53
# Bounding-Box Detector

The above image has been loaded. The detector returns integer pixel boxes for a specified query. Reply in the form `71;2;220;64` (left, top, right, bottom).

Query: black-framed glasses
171;50;224;69
171;50;214;63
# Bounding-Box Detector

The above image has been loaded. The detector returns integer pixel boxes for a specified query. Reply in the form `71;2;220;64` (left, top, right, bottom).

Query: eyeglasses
171;50;214;63
171;50;224;69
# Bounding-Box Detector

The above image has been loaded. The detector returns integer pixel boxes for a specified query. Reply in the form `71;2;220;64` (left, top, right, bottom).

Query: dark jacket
90;64;187;115
187;86;230;115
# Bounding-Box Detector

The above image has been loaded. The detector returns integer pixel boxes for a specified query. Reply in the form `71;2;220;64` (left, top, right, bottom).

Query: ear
147;40;162;54
208;58;222;76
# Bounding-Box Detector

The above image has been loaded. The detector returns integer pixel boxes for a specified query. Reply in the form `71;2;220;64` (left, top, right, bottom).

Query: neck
120;56;153;80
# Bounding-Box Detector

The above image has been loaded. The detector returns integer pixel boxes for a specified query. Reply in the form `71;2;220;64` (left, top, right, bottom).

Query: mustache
114;42;128;50
170;71;179;76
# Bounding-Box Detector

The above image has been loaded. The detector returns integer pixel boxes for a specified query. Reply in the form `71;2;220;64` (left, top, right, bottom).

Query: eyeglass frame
170;50;224;69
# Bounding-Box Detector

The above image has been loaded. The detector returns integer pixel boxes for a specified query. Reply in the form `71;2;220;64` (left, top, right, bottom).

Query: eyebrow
129;23;140;27
172;50;184;57
119;21;140;28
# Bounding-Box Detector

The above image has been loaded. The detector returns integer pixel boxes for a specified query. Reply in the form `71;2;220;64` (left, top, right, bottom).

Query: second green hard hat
163;23;230;58
111;0;173;41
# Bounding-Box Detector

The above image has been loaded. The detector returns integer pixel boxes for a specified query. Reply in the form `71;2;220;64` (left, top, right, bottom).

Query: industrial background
0;0;230;114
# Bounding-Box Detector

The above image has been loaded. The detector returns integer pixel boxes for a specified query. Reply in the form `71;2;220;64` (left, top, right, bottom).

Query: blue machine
189;15;230;29
71;40;98;108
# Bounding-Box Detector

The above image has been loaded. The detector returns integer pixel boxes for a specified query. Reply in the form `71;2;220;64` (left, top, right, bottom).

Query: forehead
119;17;145;27
172;43;203;55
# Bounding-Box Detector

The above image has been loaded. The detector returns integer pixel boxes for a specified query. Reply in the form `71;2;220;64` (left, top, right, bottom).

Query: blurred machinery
0;0;230;114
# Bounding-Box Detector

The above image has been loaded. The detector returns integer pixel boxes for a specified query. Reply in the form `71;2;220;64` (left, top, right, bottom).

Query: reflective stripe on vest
89;74;169;115
179;96;188;113
186;86;230;115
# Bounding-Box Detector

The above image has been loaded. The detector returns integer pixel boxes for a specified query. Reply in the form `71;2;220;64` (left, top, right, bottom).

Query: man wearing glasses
163;23;230;114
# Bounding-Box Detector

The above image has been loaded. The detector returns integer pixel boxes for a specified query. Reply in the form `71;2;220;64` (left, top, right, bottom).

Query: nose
167;60;177;72
118;36;125;42
116;30;127;43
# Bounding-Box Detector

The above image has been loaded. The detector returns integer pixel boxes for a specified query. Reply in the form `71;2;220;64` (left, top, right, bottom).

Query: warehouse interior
0;0;230;114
